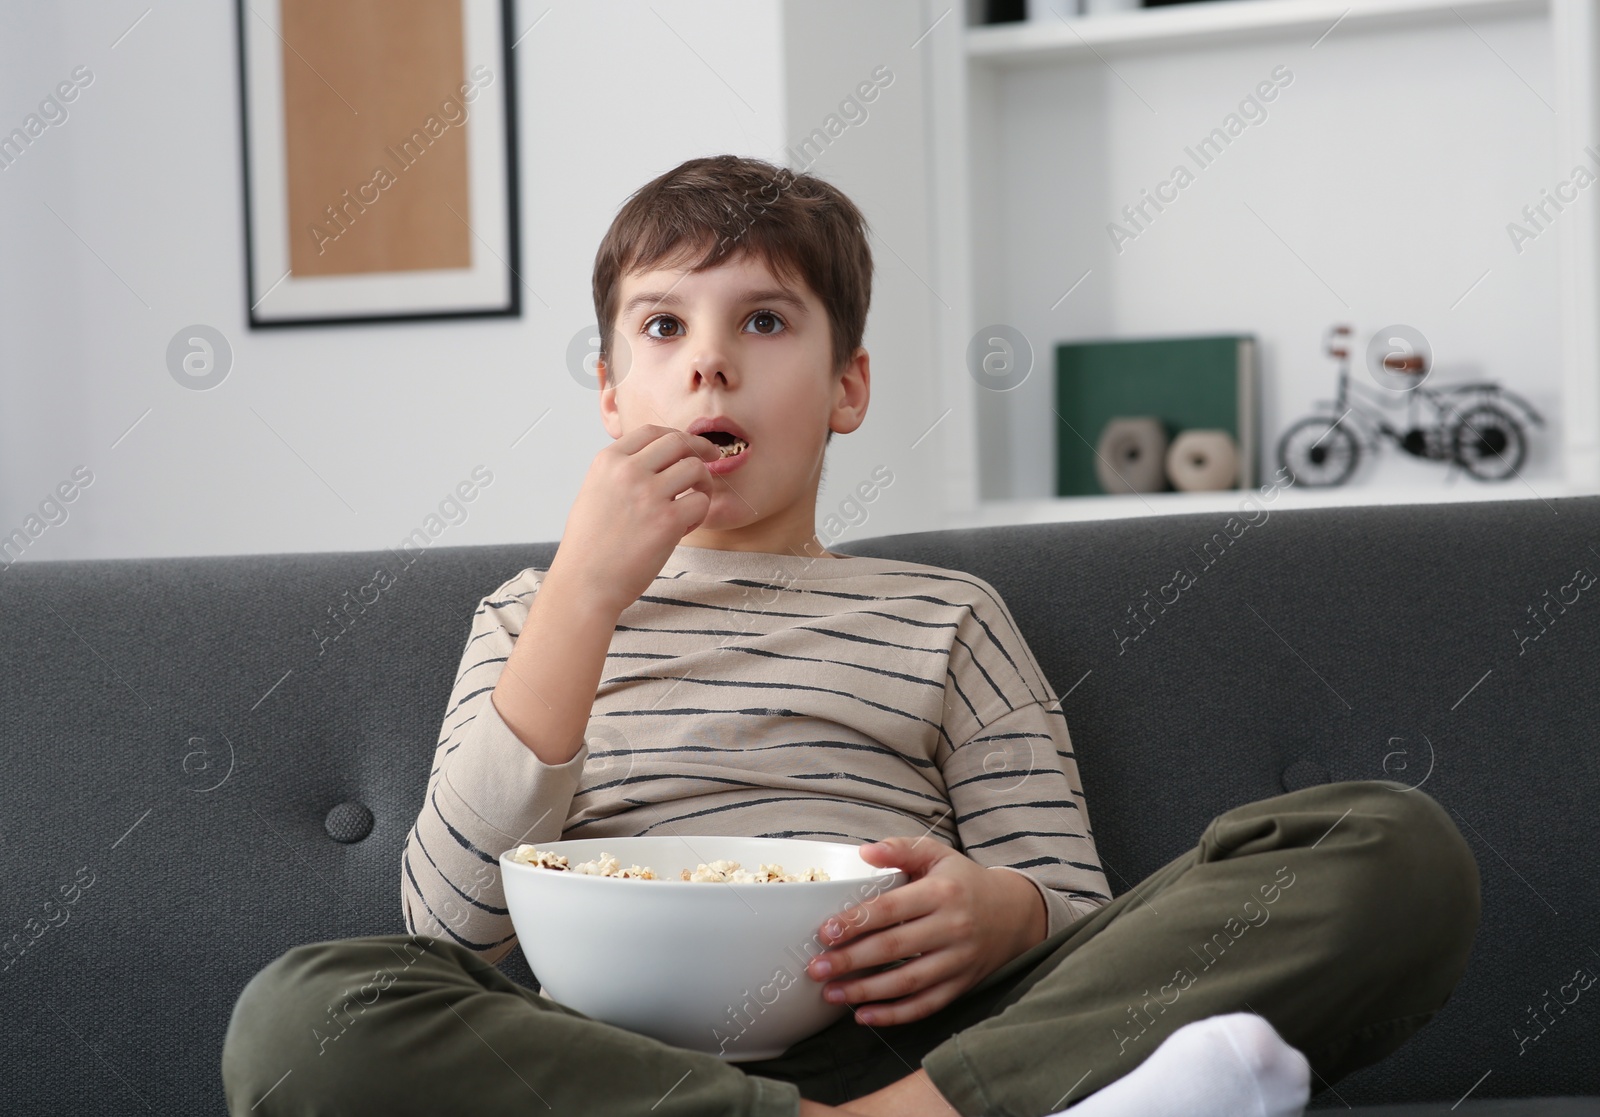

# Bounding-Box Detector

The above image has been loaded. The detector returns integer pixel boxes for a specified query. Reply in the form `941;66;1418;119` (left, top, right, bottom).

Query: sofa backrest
2;494;1596;1112
841;495;1600;1108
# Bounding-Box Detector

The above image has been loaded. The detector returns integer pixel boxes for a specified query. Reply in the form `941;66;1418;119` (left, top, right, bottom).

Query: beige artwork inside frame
282;0;472;278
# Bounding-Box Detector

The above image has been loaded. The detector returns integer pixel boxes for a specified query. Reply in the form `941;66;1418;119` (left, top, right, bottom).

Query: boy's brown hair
592;154;874;446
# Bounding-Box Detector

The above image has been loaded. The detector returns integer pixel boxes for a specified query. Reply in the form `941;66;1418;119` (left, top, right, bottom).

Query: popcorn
680;858;830;883
508;847;657;879
508;845;829;883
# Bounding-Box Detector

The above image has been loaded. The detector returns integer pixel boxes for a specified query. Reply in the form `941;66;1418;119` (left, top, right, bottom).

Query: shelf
950;479;1586;528
925;0;1600;525
967;0;1547;64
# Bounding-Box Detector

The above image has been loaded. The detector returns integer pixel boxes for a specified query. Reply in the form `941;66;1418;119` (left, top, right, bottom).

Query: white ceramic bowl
499;835;909;1061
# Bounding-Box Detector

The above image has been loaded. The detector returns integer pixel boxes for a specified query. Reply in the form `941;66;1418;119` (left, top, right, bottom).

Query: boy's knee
222;936;446;1113
1325;781;1482;990
222;946;318;1112
1357;781;1480;917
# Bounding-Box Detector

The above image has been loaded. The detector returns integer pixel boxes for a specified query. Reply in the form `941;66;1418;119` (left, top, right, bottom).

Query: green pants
222;780;1480;1116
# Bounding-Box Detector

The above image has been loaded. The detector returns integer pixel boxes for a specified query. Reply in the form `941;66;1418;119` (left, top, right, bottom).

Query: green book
1054;334;1257;496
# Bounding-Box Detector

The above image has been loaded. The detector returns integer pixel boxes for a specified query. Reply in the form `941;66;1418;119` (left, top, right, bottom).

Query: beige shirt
402;543;1111;962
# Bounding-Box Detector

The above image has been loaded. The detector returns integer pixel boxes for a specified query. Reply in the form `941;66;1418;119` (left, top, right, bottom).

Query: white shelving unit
926;0;1600;526
968;0;1543;61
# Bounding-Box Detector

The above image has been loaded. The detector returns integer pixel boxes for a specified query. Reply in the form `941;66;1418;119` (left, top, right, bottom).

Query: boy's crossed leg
221;933;805;1117
221;780;1478;1117
790;779;1479;1116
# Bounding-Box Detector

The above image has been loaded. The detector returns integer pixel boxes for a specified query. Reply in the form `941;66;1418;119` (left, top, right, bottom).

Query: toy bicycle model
1277;324;1543;486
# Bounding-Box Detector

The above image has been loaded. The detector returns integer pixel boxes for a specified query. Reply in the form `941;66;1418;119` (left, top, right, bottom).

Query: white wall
780;0;944;548
0;0;946;564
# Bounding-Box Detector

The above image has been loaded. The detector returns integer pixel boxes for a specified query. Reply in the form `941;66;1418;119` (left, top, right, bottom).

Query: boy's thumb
861;838;909;862
862;835;951;870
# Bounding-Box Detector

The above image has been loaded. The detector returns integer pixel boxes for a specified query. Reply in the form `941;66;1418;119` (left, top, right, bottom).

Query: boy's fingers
687;432;722;460
812;902;940;985
850;972;966;1028
640;429;719;473
820;898;880;946
827;952;948;1014
820;874;928;944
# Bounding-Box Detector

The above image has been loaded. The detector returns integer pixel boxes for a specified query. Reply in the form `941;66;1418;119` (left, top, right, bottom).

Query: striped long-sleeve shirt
401;543;1111;963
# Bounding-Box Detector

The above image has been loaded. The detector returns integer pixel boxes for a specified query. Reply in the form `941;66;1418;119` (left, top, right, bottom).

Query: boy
222;155;1480;1117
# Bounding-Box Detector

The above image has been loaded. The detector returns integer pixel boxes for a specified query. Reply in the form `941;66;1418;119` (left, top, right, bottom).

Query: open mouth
700;431;750;459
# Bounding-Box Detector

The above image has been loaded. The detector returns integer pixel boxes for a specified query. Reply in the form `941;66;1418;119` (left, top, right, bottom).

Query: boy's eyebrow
620;286;809;320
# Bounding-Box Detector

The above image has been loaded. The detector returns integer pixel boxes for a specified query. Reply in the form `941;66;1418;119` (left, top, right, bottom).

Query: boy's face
598;249;869;557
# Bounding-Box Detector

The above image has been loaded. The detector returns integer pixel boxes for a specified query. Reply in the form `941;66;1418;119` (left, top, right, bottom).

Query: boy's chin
684;513;742;534
683;507;768;536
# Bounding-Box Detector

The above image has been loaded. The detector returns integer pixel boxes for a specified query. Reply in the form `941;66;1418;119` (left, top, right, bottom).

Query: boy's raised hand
549;424;724;616
804;838;1045;1027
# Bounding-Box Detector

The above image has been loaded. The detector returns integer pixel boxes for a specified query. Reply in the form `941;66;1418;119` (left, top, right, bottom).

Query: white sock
1048;1012;1311;1117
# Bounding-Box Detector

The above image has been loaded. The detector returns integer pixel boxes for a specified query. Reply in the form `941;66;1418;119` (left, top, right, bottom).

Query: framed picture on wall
236;0;522;328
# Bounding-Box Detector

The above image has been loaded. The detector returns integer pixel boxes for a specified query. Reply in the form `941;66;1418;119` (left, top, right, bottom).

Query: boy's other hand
550;424;723;615
804;838;1044;1027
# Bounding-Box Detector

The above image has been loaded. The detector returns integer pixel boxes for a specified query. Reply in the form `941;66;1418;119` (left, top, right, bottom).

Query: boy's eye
746;310;786;335
642;314;683;340
640;311;787;340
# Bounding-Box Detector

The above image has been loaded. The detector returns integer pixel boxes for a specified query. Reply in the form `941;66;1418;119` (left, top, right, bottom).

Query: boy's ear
598;358;624;439
596;330;634;440
829;346;870;437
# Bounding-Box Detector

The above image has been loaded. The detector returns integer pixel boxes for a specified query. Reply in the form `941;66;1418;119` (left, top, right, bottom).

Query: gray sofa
4;495;1598;1114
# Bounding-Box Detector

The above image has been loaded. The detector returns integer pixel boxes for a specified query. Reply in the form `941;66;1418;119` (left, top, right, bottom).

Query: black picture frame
235;0;522;329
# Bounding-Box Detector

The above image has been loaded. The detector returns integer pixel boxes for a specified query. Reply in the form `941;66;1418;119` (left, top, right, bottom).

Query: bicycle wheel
1277;416;1360;487
1450;403;1527;480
